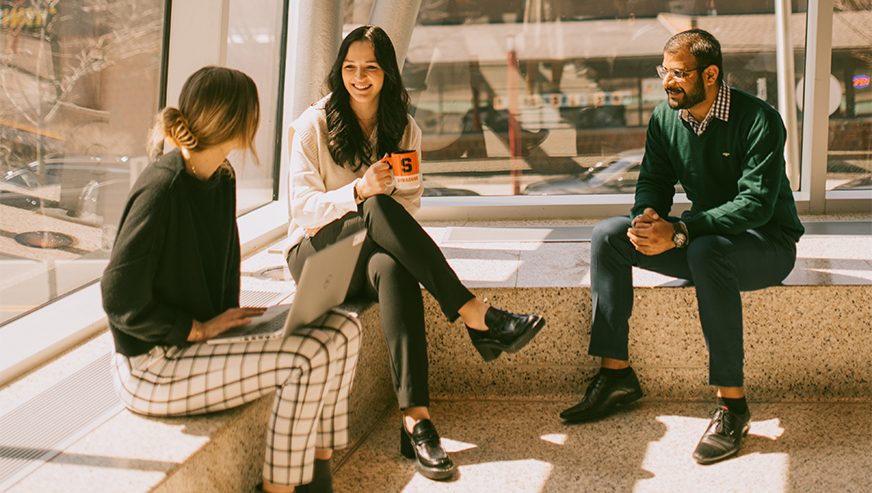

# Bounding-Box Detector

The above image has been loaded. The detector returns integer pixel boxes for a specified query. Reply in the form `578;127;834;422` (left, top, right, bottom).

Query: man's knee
592;216;632;252
687;235;730;264
686;235;737;279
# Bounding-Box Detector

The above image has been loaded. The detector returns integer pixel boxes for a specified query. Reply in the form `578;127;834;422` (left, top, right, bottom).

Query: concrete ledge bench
420;223;871;403
2;219;869;492
1;298;389;493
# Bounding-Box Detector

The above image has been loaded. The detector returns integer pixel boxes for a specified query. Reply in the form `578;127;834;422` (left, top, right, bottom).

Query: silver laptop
208;229;366;344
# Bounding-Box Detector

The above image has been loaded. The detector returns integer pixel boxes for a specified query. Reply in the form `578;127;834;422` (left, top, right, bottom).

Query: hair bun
165;108;199;150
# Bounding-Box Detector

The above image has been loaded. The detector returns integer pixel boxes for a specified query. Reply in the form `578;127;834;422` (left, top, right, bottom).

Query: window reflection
0;0;165;325
826;2;872;192
348;0;824;197
225;0;285;212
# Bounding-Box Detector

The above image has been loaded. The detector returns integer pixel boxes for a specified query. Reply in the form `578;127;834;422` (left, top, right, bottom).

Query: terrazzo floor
333;400;871;493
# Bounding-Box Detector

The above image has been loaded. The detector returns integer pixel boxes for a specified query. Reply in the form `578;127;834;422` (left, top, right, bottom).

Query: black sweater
102;150;240;357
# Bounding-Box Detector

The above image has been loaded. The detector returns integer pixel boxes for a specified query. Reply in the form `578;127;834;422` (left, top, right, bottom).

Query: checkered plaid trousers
111;309;361;487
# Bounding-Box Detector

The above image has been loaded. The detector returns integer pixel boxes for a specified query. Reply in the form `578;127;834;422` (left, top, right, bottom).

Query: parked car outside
1;154;132;223
523;149;673;195
833;174;872;190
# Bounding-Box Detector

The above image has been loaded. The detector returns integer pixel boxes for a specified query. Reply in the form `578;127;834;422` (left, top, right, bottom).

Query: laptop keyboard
248;311;289;335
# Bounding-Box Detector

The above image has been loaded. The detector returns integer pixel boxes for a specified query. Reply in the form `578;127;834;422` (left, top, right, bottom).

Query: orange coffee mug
382;150;420;191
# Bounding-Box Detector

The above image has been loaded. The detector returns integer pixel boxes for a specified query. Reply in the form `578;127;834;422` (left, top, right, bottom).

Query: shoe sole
693;425;750;465
400;427;455;481
413;462;455;481
560;388;644;423
400;449;455;480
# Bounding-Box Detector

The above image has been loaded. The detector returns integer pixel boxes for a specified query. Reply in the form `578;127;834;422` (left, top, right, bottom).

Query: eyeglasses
655;65;701;81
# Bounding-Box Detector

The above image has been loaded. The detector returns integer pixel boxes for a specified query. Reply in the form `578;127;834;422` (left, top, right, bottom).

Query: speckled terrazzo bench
10;227;865;493
419;229;872;404
420;284;871;403
144;298;394;493
1;298;391;493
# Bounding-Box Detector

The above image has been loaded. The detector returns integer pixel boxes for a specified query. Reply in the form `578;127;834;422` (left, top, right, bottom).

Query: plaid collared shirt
680;83;730;136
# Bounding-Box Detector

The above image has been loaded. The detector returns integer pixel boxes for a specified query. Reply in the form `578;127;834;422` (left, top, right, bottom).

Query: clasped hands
627;207;676;256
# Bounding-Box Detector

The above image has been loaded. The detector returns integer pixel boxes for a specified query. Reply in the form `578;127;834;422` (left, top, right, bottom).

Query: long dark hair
325;26;411;172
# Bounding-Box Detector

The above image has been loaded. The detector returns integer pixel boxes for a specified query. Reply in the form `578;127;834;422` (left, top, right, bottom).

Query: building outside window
0;0;287;326
826;1;871;192
343;0;869;199
226;0;286;213
0;0;166;325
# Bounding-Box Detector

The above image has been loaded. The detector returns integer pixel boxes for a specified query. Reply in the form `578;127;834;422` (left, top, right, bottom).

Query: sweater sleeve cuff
682;215;708;241
337;180;359;211
167;315;194;347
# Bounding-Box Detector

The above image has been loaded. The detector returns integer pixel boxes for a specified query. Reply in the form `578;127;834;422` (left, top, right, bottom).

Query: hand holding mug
358;160;393;198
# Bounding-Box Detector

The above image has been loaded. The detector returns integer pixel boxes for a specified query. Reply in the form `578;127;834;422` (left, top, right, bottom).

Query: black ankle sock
308;458;334;493
600;366;631;379
718;396;748;414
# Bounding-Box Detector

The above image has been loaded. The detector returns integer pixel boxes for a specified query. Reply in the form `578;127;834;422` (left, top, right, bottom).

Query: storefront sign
0;3;57;33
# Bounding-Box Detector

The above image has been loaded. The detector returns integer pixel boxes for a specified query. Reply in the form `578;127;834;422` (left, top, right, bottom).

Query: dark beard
666;76;706;110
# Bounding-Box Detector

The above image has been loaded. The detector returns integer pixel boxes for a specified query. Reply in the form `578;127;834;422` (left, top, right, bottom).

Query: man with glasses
560;29;804;464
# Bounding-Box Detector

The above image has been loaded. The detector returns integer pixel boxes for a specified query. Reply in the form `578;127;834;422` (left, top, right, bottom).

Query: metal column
368;0;422;71
800;0;834;212
775;0;801;191
288;0;346;121
278;0;345;200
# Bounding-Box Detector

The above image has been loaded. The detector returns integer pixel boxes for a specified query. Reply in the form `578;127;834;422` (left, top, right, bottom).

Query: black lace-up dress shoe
466;307;545;362
693;406;751;464
400;419;455;480
559;368;643;422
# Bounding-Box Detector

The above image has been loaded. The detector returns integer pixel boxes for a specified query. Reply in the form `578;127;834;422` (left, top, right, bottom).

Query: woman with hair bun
286;26;546;481
103;66;359;493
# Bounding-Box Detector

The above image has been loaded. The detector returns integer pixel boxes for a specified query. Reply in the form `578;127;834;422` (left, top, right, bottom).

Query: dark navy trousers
588;215;797;387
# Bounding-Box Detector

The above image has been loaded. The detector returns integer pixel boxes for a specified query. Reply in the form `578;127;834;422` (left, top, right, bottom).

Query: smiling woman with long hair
285;26;546;482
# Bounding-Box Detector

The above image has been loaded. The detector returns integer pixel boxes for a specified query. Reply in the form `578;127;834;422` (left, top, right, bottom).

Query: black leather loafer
466;307;545;361
400;419;455;480
466;326;503;362
692;406;751;464
559;368;643;422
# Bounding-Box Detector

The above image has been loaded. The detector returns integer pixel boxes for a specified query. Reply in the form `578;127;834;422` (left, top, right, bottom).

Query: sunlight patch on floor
634;415;789;493
401;460;553;493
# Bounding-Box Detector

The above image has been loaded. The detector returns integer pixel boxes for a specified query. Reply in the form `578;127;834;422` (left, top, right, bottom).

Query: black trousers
288;195;475;408
588;216;797;388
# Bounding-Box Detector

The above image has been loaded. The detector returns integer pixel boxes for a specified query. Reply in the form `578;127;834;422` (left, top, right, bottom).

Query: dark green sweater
102;150;240;357
633;88;804;242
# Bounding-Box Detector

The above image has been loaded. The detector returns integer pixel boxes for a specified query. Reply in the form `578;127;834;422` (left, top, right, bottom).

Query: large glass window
0;0;166;325
824;2;871;192
226;0;286;213
343;1;813;198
